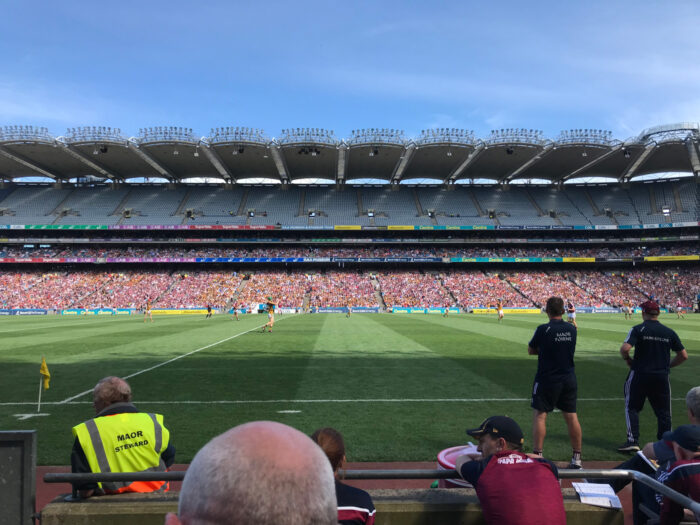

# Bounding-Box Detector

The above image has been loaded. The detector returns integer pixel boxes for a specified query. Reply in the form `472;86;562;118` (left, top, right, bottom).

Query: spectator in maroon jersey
455;415;566;525
658;424;700;525
311;427;376;525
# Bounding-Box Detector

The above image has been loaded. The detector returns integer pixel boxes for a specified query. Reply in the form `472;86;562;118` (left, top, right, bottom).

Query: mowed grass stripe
1;313;698;464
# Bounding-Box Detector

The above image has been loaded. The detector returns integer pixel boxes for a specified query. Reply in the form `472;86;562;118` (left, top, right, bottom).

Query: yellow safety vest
72;411;170;493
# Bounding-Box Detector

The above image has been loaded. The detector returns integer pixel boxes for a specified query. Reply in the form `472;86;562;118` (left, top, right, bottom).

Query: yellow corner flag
39;357;51;390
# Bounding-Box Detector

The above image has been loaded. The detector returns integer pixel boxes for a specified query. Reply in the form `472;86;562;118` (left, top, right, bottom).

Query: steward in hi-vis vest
70;377;175;497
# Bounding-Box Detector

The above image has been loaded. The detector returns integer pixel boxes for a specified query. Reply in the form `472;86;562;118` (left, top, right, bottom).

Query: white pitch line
2;397;689;407
57;316;295;405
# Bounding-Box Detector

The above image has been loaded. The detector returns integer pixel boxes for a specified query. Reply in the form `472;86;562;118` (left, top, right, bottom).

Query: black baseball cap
466;415;524;446
663;425;700;452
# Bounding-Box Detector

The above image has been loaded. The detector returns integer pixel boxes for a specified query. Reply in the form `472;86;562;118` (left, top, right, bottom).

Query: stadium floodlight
64;126;124;143
348;128;406;146
417;128;476;145
139;126;196;143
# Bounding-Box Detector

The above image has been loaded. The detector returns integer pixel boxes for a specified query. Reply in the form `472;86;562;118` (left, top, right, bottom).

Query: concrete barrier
40;488;622;525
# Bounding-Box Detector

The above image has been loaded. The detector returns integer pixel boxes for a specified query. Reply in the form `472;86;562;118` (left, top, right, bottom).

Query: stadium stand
309;271;378;307
0;180;695;226
376;272;455;308
181;186;246;224
235;271;309;308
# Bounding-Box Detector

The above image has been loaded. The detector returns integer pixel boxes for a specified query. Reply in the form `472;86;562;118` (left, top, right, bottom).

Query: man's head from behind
686;386;700;424
166;421;337;525
545;297;565;319
640;300;660;320
93;376;132;414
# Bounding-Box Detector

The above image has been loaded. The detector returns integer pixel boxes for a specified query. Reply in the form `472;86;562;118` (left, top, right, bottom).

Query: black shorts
531;375;577;413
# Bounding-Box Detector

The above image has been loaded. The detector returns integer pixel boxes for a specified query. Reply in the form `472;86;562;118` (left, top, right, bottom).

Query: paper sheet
572;482;622;509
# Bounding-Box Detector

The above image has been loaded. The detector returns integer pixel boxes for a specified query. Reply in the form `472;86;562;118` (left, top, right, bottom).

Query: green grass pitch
1;312;698;465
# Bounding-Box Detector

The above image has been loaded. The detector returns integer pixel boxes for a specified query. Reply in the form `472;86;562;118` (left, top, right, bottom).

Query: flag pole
37;377;43;413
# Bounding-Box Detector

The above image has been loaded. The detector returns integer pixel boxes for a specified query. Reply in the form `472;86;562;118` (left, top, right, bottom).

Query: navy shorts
531;375;577;413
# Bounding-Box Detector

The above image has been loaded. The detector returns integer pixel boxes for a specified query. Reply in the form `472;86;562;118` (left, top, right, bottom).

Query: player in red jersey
676;298;685;319
566;299;577;329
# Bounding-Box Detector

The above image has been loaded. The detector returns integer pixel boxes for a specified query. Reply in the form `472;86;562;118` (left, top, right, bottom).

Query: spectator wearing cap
588;386;700;525
657;424;700;525
455;416;566;525
618;300;688;453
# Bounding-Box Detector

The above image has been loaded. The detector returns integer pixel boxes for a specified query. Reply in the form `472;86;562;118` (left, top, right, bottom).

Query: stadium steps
566;274;609;306
69;277;112;308
48;189;75;218
439;274;459;307
623;188;643;223
672;184;684;212
373;285;386;310
648;186;659;214
110;188;133;216
224;279;249;310
236;188;249;216
582;189;602;216
412;188;425;217
153;273;179;306
297;189;306;217
466;188;485;216
174;188;193;217
356;189;363;216
562;190;594;226
524;188;545;216
503;275;537;307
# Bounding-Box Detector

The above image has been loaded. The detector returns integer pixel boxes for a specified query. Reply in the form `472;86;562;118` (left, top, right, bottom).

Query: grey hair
93;376;131;409
686;386;700;418
178;422;337;525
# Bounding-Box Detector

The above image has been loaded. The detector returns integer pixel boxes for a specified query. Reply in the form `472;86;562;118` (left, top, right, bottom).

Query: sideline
56;314;298;404
1;396;688;406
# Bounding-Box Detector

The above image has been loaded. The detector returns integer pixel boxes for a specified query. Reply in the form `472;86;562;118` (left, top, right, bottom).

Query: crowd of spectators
621;269;700;308
1;268;698;310
443;271;533;308
1;242;697;259
156;272;242;309
309;272;378;308
91;272;174;309
235;271;310;308
505;272;596;308
376;272;454;308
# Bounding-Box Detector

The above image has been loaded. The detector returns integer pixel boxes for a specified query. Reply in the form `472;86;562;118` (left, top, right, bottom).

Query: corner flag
39;357;51;390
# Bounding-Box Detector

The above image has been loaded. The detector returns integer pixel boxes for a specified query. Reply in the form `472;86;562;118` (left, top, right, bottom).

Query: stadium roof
0;123;698;184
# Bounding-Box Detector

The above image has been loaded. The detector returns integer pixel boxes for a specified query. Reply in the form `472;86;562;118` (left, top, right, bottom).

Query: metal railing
43;468;700;513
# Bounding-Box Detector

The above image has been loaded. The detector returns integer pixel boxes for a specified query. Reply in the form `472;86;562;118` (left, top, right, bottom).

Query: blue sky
1;0;698;142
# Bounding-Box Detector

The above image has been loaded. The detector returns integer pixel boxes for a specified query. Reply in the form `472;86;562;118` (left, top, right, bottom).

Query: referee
528;296;583;468
618;300;688;452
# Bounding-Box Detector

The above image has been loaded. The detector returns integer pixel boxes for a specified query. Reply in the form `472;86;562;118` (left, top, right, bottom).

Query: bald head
93;376;132;414
174;421;337;525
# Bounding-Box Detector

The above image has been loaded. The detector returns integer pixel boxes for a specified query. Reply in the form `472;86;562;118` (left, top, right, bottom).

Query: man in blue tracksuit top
618;300;687;453
528;296;583;469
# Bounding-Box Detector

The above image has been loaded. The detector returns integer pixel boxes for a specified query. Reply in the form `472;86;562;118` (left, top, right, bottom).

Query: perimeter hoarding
471;308;542;314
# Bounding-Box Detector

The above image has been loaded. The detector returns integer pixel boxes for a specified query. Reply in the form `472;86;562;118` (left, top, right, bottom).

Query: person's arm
669;349;687;368
619;342;633;367
528;327;540;355
71;438;98;498
161;441;176;468
455;455;488;486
